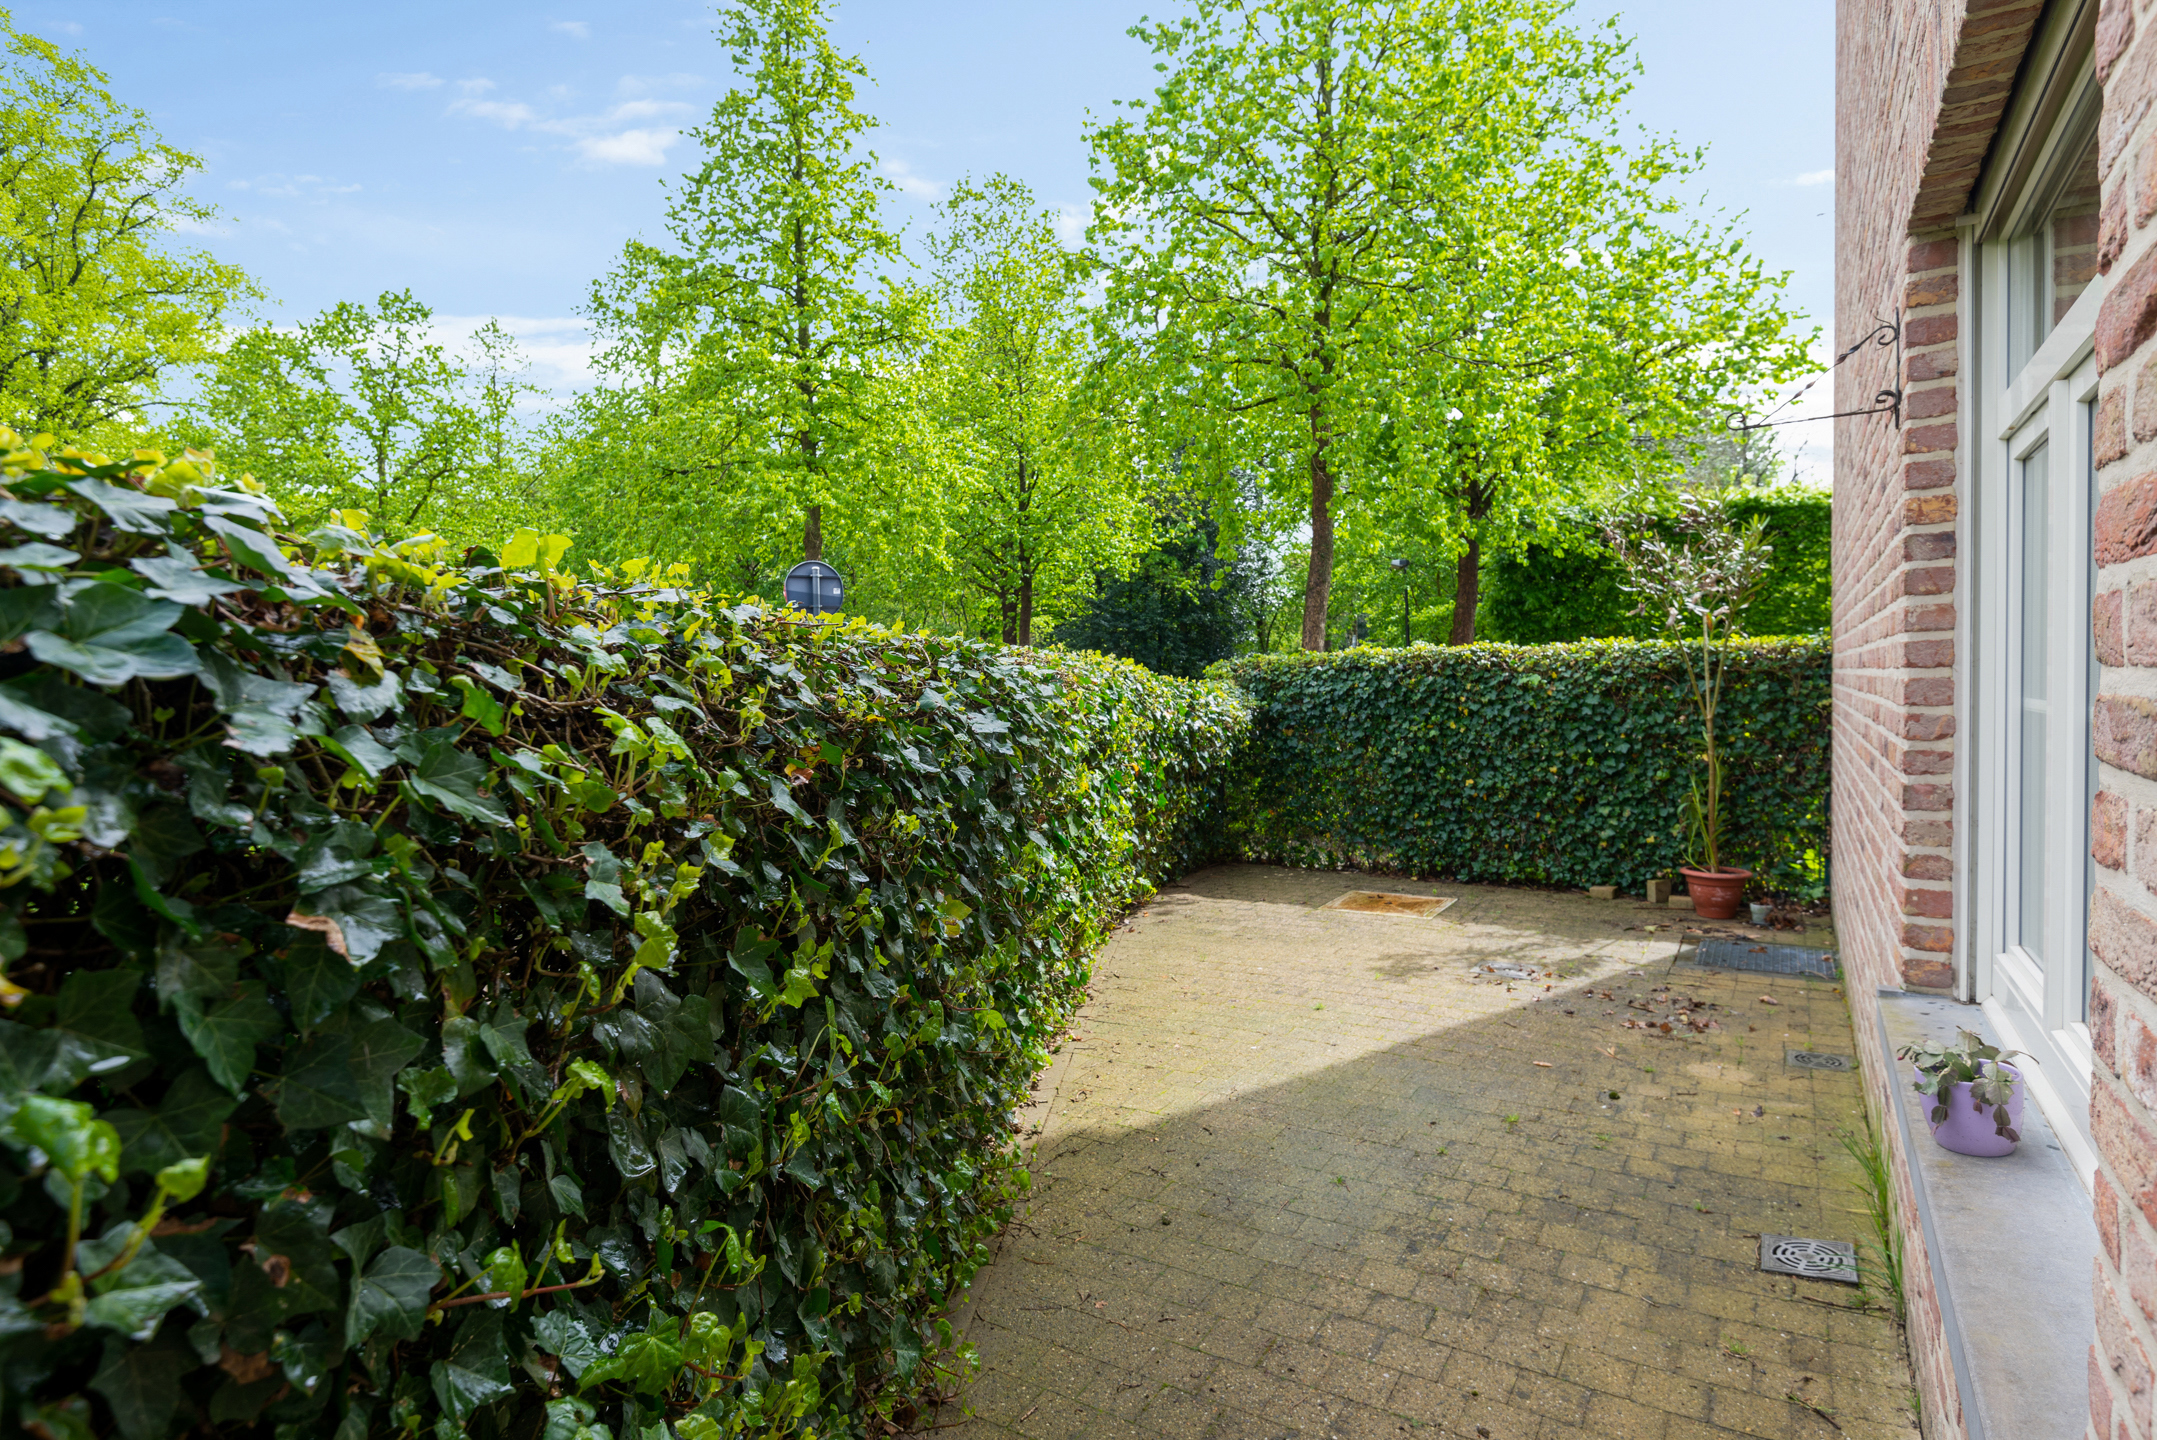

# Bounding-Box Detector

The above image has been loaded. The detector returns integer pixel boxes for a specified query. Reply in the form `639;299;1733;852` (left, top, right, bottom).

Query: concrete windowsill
1877;990;2096;1440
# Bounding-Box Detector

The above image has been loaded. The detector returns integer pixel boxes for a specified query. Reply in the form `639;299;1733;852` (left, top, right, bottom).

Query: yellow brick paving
925;865;1917;1440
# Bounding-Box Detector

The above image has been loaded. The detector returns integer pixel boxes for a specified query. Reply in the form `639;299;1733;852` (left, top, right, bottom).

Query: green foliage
0;434;1246;1438
1083;0;1813;649
1896;1029;2024;1139
1052;508;1254;677
0;18;256;444
182;293;540;544
1224;637;1829;897
569;0;912;572
906;175;1152;644
1483;489;1832;644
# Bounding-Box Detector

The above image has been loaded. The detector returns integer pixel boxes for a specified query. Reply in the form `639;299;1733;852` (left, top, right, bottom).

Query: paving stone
919;866;1915;1438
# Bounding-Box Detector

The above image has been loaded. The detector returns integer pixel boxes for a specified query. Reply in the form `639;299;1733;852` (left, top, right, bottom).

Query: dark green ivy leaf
155;935;241;1009
576;1315;681;1396
52;967;147;1084
276;1034;366;1129
348;1015;425;1131
326;668;401;721
0;495;76;540
107;1066;236;1175
406;739;510;826
347;1245;440;1347
130;549;249;605
24;585;197;686
128;804;204;890
431;1308;514;1422
177;980;281;1095
531;1310;601;1379
83;1242;203;1341
441;1016;497;1098
67;479;177;536
279;934;360;1034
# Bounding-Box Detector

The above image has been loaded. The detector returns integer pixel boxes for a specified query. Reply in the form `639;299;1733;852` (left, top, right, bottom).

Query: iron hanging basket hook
1725;312;1903;431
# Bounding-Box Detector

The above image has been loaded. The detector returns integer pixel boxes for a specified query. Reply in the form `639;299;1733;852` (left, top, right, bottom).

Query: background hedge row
1222;638;1831;898
0;440;1246;1440
1481;488;1830;644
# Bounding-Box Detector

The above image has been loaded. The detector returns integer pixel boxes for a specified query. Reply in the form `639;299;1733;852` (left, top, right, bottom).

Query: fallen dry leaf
1758;996;1780;1005
1532;1061;1553;1068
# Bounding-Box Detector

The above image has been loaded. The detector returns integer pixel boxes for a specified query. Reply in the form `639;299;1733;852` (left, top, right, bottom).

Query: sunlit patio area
930;866;1914;1440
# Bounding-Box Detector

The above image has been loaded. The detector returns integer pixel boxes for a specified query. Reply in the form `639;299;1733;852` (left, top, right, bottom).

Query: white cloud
45;20;82;35
1052;204;1088;248
1792;168;1834;186
451;96;542;129
576;128;677;166
227;173;363;200
880;156;942;201
378;71;444;90
431;315;596;397
549;20;589;39
438;87;694;167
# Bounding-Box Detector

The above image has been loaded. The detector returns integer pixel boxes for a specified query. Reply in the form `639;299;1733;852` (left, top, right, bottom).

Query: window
1969;12;2102;1177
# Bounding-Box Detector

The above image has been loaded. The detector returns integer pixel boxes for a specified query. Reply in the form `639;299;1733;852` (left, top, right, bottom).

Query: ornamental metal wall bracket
1724;312;1903;431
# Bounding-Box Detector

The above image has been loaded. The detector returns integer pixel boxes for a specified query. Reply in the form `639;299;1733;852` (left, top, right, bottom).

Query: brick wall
1835;1;2045;1436
2088;3;2157;1437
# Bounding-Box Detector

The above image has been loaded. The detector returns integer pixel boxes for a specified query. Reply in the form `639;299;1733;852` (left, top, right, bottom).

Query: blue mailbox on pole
783;559;845;614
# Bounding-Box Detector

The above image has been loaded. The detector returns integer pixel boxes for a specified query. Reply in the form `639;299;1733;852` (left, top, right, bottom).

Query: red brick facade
1835;2;2043;1436
2092;2;2157;1436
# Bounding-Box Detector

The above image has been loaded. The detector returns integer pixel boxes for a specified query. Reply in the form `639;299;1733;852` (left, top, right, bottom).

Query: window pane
2085;400;2098;1020
2019;442;2050;960
2050;134;2101;327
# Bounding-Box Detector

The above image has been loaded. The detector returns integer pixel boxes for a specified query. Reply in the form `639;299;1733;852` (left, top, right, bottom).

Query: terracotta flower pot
1679;865;1752;920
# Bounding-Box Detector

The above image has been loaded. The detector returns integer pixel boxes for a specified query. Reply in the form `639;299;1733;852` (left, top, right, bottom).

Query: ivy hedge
0;438;1247;1440
1222;638;1830;897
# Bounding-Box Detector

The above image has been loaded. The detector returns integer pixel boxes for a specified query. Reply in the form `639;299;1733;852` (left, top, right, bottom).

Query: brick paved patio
925;865;1917;1440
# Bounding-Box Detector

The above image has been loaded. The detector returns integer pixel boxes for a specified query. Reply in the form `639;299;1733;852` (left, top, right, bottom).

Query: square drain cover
1759;1235;1859;1284
1785;1049;1854;1072
1686;939;1840;979
1324;890;1456;918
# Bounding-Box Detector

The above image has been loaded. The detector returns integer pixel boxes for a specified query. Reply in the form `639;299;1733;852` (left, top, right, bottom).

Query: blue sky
41;0;1835;473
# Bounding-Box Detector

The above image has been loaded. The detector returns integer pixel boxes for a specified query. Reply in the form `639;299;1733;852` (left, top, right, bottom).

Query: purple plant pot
1916;1062;2023;1157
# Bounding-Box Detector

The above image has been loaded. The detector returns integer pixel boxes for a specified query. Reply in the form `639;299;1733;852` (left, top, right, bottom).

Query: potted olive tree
1603;488;1773;921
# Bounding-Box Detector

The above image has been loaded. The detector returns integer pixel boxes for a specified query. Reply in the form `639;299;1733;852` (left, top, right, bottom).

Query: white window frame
1969;215;2103;1190
1961;2;2104;1187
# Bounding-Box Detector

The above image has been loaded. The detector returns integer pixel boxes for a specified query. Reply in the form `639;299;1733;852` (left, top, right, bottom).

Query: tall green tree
577;0;907;571
1052;501;1257;675
186;292;538;542
0;15;254;443
908;175;1151;644
1084;0;1808;649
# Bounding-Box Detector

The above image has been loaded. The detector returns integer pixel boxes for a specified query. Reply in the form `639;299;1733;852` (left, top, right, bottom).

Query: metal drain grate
1785;1049;1854;1073
1323;890;1456;918
1759;1235;1859;1284
1686;939;1840;979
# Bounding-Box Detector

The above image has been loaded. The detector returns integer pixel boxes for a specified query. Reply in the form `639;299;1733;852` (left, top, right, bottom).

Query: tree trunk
803;503;822;562
1017;570;1034;647
1448;535;1481;645
1300;426;1335;650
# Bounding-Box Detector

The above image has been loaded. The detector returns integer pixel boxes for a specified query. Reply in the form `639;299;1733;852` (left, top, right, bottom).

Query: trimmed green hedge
1483;489;1831;643
1222;638;1830;897
0;438;1246;1440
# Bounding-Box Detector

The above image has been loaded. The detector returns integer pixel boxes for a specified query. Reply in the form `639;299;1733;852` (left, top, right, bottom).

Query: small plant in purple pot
1897;1028;2025;1156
